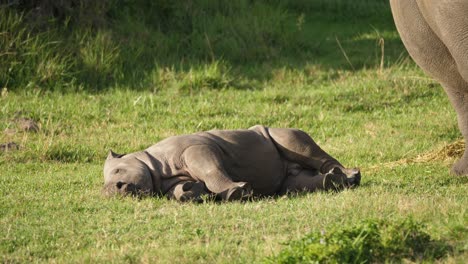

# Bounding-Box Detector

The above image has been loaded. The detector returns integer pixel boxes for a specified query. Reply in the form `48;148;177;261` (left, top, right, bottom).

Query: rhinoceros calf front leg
166;181;209;202
390;0;468;175
182;145;251;201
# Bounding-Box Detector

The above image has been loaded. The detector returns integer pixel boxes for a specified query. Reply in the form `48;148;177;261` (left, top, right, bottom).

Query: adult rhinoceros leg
390;0;468;175
267;128;344;173
182;145;251;200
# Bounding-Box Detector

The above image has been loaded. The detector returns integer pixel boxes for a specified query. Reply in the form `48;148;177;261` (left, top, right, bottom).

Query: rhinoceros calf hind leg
267;128;344;173
280;167;359;194
390;0;468;176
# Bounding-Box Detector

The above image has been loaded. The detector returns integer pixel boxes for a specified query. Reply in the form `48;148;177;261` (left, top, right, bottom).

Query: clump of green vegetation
1;0;394;92
267;218;451;263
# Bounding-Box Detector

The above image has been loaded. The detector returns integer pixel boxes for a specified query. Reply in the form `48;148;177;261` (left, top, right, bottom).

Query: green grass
1;0;396;92
268;218;452;263
1;1;467;263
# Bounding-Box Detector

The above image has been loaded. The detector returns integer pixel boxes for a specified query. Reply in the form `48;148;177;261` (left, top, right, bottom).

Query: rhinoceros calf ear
107;150;124;160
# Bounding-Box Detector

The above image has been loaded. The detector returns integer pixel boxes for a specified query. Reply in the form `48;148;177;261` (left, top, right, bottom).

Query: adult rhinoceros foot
451;156;468;176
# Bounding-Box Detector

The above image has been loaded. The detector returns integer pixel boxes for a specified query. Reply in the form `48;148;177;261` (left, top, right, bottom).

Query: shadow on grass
105;18;406;93
2;0;408;93
105;186;361;205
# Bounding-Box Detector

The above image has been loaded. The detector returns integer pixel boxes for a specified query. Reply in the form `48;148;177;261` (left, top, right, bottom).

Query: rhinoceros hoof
323;173;346;191
178;181;209;202
345;168;361;187
451;159;468;176
225;183;252;201
178;191;203;203
329;167;361;188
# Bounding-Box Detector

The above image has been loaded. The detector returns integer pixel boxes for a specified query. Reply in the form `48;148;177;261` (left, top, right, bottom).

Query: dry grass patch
365;139;465;173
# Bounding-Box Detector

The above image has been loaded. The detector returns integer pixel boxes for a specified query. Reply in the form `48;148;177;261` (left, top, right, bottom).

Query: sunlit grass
1;0;467;263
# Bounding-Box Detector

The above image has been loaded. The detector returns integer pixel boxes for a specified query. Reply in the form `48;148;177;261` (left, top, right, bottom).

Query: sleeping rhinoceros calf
103;125;360;201
390;1;468;175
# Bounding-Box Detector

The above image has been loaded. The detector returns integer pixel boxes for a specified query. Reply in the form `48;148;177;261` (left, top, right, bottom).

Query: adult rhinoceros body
390;0;468;175
103;125;360;201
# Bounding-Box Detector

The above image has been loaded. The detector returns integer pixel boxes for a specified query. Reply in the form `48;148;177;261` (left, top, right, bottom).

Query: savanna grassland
1;0;467;263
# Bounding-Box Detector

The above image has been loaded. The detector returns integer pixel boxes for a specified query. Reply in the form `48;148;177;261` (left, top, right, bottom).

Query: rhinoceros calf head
103;150;154;196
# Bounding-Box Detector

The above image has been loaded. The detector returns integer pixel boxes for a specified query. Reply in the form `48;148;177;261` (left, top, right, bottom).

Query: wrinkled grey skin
103;125;361;201
390;0;468;176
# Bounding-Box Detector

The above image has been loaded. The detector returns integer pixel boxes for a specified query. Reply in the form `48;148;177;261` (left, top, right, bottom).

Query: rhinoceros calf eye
114;169;123;174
